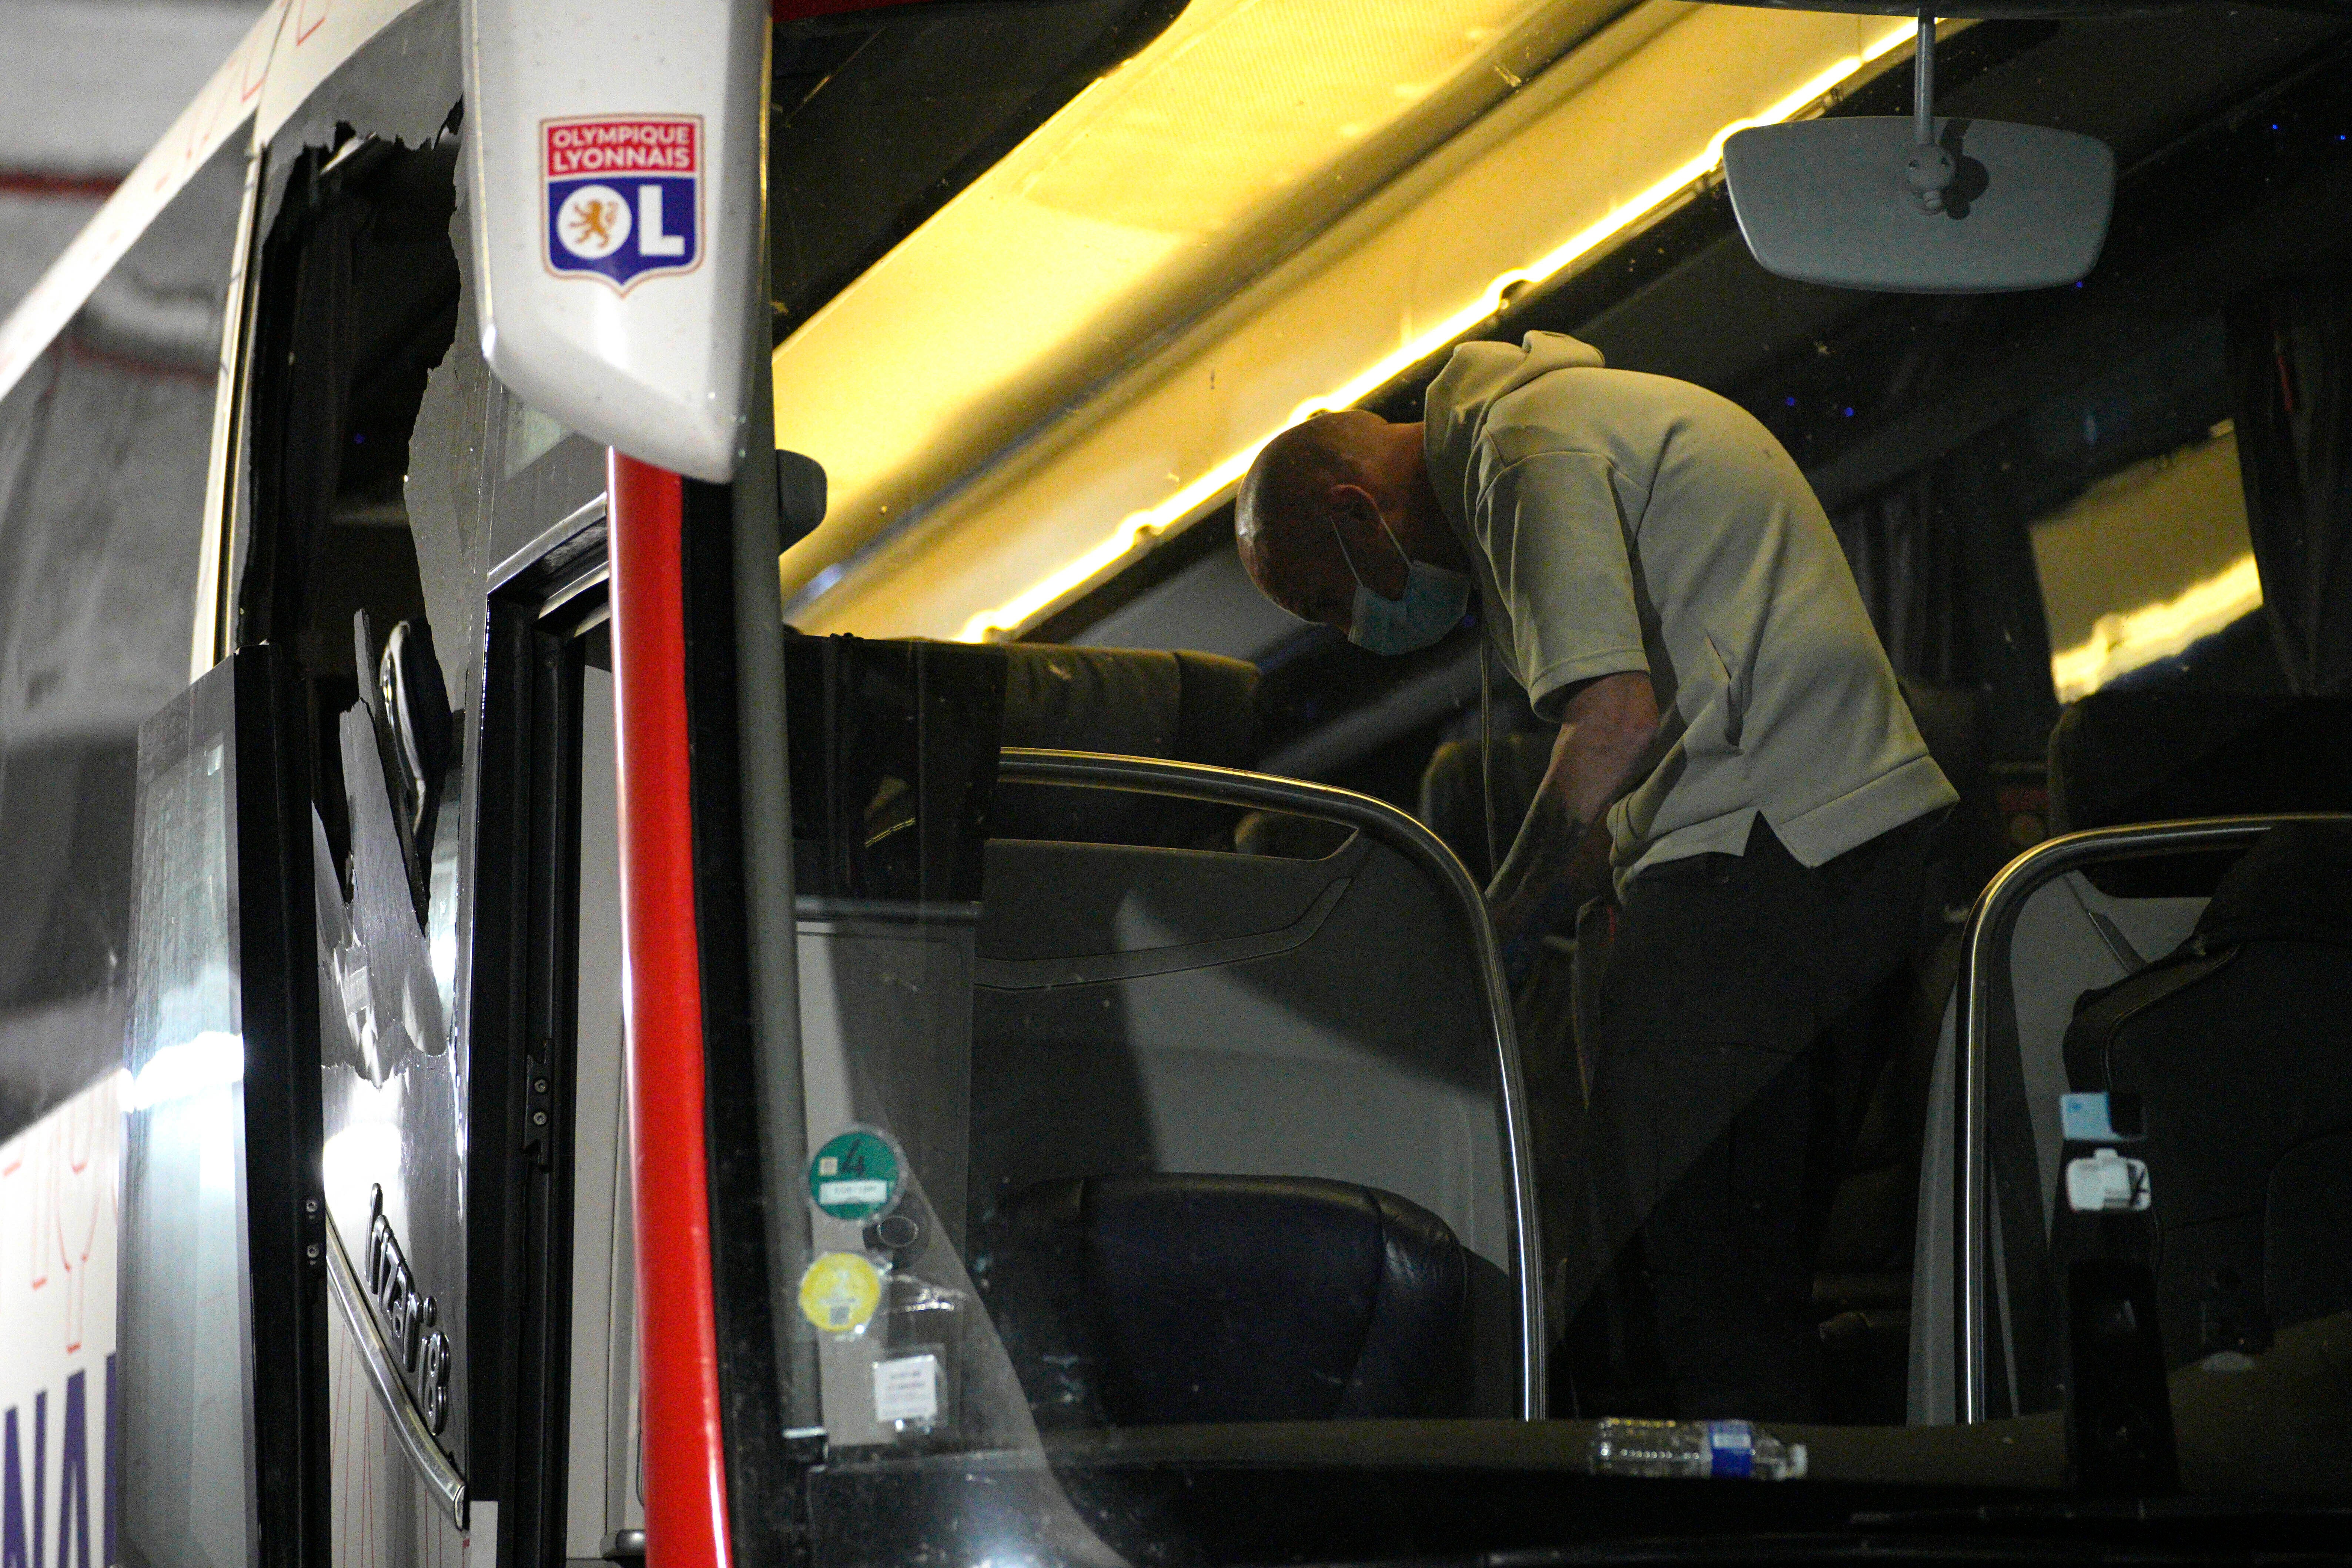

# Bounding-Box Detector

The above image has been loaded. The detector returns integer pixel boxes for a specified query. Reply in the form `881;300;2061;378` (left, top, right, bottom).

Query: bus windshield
747;1;2352;1559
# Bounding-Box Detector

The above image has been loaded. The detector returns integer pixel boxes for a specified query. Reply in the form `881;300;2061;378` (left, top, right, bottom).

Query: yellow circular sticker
797;1252;883;1336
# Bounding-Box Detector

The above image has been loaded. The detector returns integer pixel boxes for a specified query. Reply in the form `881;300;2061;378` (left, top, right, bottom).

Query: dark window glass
0;134;241;1143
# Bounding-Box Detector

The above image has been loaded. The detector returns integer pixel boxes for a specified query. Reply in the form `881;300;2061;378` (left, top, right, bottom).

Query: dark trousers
1563;812;1936;1421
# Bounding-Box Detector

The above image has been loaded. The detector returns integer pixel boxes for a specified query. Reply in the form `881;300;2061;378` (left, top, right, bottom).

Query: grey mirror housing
1723;115;2114;293
777;449;827;547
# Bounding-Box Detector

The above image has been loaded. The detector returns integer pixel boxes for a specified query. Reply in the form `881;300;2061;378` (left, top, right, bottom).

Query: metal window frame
996;746;1546;1418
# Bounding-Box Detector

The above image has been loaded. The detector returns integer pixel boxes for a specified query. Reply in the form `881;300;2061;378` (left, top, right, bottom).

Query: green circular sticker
807;1129;902;1222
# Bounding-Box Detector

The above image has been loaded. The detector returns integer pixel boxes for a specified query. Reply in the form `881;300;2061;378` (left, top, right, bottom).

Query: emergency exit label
543;116;701;290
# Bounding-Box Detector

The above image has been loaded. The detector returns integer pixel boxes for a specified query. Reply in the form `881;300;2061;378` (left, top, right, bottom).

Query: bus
0;0;2346;1565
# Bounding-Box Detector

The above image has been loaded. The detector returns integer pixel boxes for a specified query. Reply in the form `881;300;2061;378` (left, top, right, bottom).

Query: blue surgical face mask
1338;514;1472;655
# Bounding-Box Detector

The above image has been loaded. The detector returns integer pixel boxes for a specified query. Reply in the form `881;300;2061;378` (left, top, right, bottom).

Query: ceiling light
953;20;1912;642
779;5;1921;642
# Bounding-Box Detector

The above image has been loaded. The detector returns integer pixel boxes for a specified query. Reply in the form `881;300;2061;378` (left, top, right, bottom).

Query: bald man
1237;332;1955;1420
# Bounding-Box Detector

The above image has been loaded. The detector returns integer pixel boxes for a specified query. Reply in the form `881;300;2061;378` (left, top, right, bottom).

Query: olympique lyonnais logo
544;116;701;290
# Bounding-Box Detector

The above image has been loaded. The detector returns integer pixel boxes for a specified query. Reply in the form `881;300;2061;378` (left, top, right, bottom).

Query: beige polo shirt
1425;332;1954;883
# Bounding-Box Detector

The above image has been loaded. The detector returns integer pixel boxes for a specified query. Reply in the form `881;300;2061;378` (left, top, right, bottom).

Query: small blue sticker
2061;1091;2131;1143
1706;1421;1754;1478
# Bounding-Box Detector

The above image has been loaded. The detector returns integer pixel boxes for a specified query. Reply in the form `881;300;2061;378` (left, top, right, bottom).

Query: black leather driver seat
2063;822;2352;1365
977;1174;1472;1427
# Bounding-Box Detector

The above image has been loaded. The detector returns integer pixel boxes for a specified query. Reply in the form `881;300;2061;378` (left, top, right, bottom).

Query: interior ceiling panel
1074;10;2352;778
769;0;1188;340
778;1;1943;645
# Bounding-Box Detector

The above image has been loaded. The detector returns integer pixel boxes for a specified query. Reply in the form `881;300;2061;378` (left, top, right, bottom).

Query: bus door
121;654;325;1568
219;2;618;1562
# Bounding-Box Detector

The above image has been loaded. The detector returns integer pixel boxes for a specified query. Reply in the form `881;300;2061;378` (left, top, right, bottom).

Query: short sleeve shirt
1424;335;1955;882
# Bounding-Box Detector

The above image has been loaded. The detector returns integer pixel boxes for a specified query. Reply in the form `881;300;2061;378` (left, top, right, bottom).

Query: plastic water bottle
1589;1418;1808;1480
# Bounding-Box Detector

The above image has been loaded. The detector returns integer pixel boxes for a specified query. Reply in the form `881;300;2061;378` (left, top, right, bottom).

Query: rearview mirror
1722;17;2112;295
1723;115;2114;293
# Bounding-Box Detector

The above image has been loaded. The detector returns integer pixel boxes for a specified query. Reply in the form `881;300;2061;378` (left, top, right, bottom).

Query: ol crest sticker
543;116;701;290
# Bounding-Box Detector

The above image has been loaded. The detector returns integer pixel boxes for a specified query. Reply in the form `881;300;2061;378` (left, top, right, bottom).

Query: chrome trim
540;558;613;621
794;896;981;925
1951;812;2352;1422
325;1210;468;1528
489;493;608;592
996;748;1546;1417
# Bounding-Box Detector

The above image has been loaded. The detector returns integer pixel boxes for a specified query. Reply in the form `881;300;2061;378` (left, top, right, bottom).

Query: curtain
2229;279;2352;694
1832;467;1965;686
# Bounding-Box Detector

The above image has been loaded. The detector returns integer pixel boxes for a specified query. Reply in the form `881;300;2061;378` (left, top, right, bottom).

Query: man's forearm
1489;789;1603;930
1549;672;1663;824
1485;670;1661;983
1486;791;1609;983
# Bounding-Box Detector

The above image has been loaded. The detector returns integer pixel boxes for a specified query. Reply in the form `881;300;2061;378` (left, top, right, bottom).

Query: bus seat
977;1173;1472;1426
1834;865;2201;1429
969;827;1525;1415
999;645;1258;765
1416;730;1553;888
1903;848;2222;1422
969;834;1512;1262
784;636;1262;887
2062;821;2352;1367
2048;691;2352;835
992;644;1259;848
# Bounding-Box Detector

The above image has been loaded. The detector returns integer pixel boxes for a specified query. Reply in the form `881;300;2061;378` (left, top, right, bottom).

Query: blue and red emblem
543;116;701;290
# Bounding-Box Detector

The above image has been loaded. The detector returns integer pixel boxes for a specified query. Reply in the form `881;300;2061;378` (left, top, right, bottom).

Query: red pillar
606;450;731;1568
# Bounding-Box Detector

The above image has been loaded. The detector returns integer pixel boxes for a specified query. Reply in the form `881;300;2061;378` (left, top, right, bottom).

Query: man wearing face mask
1235;331;1954;1420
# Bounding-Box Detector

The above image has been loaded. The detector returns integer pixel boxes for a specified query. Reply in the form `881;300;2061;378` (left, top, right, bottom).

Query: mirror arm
1914;13;1936;144
1903;15;1958;214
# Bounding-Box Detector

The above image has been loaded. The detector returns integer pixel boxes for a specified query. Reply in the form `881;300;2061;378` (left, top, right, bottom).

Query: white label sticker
818;1178;891;1208
873;1353;940;1425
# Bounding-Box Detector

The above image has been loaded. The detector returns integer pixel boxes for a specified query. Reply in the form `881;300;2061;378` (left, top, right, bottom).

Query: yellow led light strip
956;20;1914;643
2050;552;2264;703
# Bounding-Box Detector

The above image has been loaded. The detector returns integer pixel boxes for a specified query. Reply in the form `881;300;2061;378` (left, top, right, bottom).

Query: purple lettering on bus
3;1403;27;1568
30;1393;44;1568
103;1359;114;1568
55;1375;87;1568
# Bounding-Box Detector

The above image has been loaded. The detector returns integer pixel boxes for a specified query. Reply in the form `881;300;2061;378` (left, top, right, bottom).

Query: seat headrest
1416;732;1553;886
2192;820;2352;950
1000;645;1258;767
980;1173;1469;1426
2048;691;2352;835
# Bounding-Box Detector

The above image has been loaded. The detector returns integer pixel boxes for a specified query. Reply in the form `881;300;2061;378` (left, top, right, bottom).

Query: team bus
0;0;2346;1564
